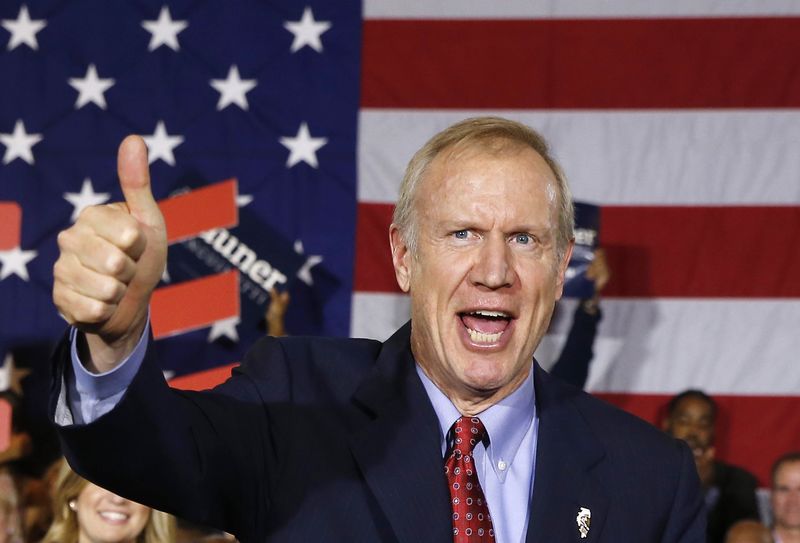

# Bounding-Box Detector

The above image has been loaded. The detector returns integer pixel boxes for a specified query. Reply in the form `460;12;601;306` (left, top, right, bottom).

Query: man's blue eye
454;230;469;239
515;233;531;244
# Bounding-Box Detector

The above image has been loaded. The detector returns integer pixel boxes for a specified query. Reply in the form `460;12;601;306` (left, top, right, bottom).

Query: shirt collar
415;362;536;477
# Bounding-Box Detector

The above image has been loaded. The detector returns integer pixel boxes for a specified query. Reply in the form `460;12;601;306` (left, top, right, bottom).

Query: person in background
771;452;800;543
725;520;773;543
41;458;175;543
549;247;610;388
264;288;290;337
663;389;760;543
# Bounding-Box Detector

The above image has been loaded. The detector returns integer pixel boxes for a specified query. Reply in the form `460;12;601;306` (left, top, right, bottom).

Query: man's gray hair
392;116;575;261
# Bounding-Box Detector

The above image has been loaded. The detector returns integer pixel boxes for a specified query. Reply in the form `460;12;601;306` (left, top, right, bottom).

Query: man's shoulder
245;334;385;374
714;459;759;489
540;372;683;458
232;334;387;401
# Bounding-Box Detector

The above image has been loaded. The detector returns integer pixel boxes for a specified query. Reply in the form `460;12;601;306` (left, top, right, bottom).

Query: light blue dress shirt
62;326;539;543
416;365;539;543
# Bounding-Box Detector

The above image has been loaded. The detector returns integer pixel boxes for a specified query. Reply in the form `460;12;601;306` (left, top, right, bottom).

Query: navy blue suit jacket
52;322;705;542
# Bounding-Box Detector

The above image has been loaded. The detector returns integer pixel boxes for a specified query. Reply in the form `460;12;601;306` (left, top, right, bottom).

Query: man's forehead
777;460;800;478
674;396;714;415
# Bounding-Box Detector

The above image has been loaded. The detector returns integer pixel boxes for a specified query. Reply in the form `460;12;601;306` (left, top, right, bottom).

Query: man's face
772;460;800;531
390;142;572;409
664;396;716;456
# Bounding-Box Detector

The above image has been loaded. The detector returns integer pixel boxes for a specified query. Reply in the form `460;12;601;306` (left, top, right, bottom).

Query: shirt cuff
69;320;150;400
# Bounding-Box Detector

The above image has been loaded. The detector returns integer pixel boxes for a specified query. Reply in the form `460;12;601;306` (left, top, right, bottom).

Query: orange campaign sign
159;179;239;244
0;201;21;250
0;398;11;454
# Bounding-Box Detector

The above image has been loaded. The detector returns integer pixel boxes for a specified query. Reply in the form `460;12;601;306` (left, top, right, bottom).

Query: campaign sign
166;209;306;331
563;202;600;299
0;398;10;454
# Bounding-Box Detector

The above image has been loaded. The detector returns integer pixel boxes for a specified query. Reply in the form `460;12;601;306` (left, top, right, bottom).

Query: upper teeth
472;310;507;318
100;511;128;521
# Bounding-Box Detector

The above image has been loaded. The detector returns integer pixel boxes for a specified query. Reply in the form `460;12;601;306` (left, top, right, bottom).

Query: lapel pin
576;507;591;539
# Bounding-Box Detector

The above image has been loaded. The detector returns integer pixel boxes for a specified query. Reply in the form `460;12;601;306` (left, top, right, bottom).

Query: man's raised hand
52;136;167;373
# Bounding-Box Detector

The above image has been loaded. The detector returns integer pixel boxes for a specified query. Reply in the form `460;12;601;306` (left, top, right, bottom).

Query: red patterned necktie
445;416;495;542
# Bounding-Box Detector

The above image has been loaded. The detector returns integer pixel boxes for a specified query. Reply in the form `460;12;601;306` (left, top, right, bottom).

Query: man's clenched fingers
57;225;138;283
73;204;148;261
53;282;118;327
53;254;128;305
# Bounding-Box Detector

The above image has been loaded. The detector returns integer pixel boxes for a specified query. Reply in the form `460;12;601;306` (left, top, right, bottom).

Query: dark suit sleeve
51;333;290;542
549;302;600;389
661;441;707;543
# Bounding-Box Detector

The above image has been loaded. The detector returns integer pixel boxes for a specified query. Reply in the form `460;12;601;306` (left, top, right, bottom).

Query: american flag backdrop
1;0;799;485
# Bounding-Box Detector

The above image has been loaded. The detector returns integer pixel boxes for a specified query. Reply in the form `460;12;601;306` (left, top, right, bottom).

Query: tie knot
449;416;488;456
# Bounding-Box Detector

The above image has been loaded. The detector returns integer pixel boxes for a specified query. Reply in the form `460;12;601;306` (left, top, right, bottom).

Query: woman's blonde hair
41;459;175;543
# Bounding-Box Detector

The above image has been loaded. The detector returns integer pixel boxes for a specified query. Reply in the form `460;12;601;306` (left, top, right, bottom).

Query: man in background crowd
771;452;800;543
663;390;760;543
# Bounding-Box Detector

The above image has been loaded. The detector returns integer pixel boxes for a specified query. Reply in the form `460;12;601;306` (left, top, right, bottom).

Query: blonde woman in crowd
41;458;175;543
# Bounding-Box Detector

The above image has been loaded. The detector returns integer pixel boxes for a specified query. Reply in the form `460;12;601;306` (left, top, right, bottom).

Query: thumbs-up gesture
53;136;167;372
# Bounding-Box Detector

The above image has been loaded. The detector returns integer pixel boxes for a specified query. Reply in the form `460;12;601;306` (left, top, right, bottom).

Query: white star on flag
68;64;115;110
284;7;331;53
0;120;42;165
0;352;30;395
0;246;37;281
294;240;323;286
142;6;188;52
210;65;257;111
236;194;253;207
63;178;111;222
280;122;327;168
142;121;184;166
207;316;240;343
2;5;46;51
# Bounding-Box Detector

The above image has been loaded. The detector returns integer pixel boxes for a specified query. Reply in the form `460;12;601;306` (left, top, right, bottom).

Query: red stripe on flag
354;203;800;297
601;206;800;298
597;392;800;486
169;363;239;391
354;202;396;292
362;18;800;109
159;179;238;244
0;202;22;250
151;270;239;339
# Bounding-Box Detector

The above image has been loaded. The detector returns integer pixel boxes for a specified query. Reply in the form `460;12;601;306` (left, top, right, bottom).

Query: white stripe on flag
358;109;800;205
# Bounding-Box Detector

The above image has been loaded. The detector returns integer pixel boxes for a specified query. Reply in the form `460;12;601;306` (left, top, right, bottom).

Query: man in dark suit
51;117;705;542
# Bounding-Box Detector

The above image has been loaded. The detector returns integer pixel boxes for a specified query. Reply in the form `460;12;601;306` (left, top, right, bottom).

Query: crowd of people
1;117;797;542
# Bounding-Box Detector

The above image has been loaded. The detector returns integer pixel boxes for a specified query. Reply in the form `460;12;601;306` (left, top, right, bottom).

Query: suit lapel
527;365;610;543
347;323;452;543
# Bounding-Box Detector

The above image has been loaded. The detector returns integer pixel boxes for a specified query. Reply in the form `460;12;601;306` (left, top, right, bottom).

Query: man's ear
554;239;575;300
389;224;411;293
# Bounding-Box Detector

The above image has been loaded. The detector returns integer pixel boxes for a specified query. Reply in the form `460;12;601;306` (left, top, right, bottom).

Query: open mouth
459;310;512;344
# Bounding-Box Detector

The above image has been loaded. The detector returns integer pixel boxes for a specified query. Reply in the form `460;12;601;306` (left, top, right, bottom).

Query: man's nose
469;235;514;289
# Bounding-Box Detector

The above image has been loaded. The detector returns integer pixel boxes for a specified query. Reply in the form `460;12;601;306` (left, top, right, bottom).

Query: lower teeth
467;328;503;343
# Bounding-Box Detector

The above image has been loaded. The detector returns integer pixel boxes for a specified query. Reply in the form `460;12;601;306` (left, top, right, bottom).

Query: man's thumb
117;135;161;225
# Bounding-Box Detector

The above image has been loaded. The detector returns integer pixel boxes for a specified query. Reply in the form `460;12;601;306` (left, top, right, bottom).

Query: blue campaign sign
563;202;601;299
